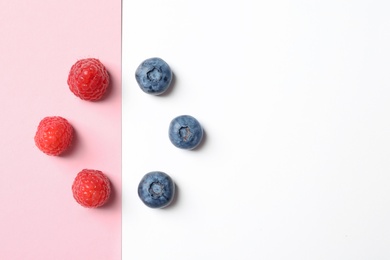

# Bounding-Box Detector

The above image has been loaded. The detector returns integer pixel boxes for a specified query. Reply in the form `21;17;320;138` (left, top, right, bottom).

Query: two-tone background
2;0;390;259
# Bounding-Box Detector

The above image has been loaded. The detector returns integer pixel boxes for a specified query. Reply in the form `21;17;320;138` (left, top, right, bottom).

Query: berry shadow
191;128;207;152
100;180;117;209
159;72;176;97
88;70;114;102
60;127;79;157
162;182;179;210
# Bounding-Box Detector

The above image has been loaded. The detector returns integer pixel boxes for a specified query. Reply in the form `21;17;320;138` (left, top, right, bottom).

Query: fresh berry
34;116;73;156
67;58;110;101
169;115;203;150
138;171;175;209
135;57;173;95
72;169;111;208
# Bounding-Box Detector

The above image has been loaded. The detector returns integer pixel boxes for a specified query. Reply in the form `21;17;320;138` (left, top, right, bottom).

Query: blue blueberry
135;57;173;95
169;115;203;150
138;171;175;209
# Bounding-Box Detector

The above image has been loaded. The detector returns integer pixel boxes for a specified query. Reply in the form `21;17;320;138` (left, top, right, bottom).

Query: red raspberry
67;58;110;101
34;116;73;156
72;169;111;208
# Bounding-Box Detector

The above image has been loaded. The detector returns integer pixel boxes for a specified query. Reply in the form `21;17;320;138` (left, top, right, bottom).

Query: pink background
0;1;121;259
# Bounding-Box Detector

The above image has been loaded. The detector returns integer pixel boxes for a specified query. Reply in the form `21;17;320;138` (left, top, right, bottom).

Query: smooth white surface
123;1;390;259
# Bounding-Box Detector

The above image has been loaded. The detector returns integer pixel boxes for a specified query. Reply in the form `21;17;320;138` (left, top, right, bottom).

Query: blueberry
169;115;203;150
138;171;175;209
135;57;173;95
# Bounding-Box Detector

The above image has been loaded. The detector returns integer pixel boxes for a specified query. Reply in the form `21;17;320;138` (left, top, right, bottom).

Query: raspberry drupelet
34;116;73;156
67;58;110;101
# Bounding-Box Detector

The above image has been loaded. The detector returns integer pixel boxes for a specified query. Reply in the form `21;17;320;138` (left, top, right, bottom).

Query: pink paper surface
0;1;121;259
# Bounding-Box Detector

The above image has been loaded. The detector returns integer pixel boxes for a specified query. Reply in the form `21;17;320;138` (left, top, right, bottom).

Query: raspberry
72;169;111;208
34;116;73;156
67;58;110;101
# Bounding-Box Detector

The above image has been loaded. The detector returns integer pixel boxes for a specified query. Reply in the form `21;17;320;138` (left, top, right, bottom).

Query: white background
122;0;390;259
